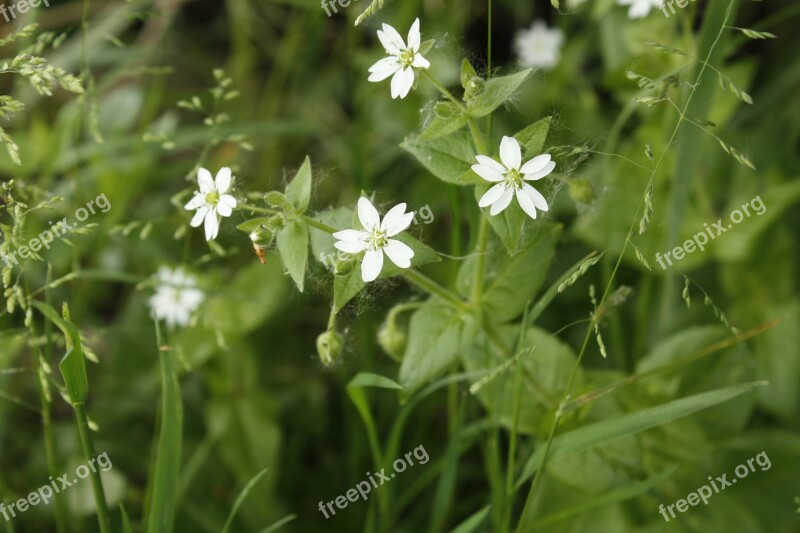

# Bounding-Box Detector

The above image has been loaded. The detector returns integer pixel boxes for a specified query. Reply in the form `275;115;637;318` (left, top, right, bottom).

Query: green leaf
236;217;271;233
420;102;468;140
418;38;435;55
513;116;552;155
517;381;767;486
399;303;479;393
459;223;561;323
31;301;89;404
146;332;183;533
347;373;403;476
276;220;309;292
221;469;269;533
349;372;403;391
400;132;479;185
465;69;531;118
284;156;312;212
460;58;478;89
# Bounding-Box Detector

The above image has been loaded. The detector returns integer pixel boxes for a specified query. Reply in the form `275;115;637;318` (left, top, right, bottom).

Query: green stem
74;403;111;533
471;216;490;305
420;70;464;109
402;270;468;311
239;203;280;216
301;215;337;233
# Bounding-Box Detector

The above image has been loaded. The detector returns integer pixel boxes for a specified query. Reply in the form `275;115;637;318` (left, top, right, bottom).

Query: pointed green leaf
276;220;309;292
284;156;312;212
465;69;531;118
401;132;477;185
421;102;468;140
514;116;552;155
461;59;478;89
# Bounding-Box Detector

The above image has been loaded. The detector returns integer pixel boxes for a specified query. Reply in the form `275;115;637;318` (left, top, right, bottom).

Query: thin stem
402;270;468;311
470;216;490;305
301;215;337;233
239;203;280;216
74;403;111;533
420;70;464;109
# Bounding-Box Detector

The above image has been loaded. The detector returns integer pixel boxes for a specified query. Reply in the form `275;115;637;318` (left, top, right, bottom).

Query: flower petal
499;136;522;170
479;183;507;207
216;201;233;217
215;167;232;193
190;206;208;227
472;163;505;183
219;194;237;209
198;167;214;193
489;187;514;216
361;248;384;282
412;53;430;69
407;18;421;51
368;57;401;82
333;229;369;241
204;210;219;241
475;155;507;174
523;160;556;181
381;203;413;236
184;193;206;211
515;186;538;219
522;183;549;211
391;67;415;99
384;239;414;268
334;240;369;254
520;154;551;174
378;24;405;55
357;197;381;231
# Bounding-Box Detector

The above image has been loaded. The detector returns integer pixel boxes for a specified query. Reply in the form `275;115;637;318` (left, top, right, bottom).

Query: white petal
523;161;556;181
334;240;369;254
357;197;381;231
522;183;549;211
407;18;421;51
475;155;507;174
204;211;219;241
489;187;514;216
215;167;232;193
378;24;405;55
384;239;414;268
190;206;209;227
515;187;538;219
520;154;551;174
472;163;505;183
333;229;369;241
391;67;415;99
184;193;206;211
216;201;233;217
479;183;507;207
219;194;237;209
412;53;430;69
368;57;401;82
499;136;522;170
381;203;411;235
198;167;214;193
361;249;384;282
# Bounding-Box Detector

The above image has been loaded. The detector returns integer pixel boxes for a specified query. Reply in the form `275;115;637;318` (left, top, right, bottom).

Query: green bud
248;225;274;247
316;330;343;366
464;77;485;100
378;318;407;362
568;178;596;205
333;256;355;276
264;191;289;209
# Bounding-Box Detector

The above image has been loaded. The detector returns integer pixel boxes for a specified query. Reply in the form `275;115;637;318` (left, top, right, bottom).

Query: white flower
333;198;415;282
184;167;238;241
368;18;430;99
617;0;664;19
148;267;204;328
514;20;564;70
472;136;555;219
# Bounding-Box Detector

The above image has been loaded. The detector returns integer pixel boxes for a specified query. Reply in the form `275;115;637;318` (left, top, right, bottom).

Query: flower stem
470;215;490;305
301;215;338;234
402;270;468;311
239;203;279;216
420;70;464;110
74;403;111;533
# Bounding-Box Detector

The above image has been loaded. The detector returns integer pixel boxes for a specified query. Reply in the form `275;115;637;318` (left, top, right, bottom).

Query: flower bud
378;317;407;362
333;256;355;276
464;77;486;100
568;178;596;205
316;330;343;366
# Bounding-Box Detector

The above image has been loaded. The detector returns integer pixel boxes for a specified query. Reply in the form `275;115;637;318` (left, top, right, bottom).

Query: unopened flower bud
334;256;355;276
378;321;406;362
464;77;485;100
568;178;595;205
316;330;343;366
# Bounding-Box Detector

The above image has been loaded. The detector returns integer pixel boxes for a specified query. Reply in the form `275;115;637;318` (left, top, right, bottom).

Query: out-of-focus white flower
148;267;204;328
184;167;237;241
617;0;664;19
472;136;555;219
333;198;415;282
368;18;430;99
514;20;564;70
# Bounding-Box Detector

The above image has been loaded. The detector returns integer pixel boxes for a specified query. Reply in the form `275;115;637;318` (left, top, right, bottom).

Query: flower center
399;49;415;68
205;191;220;205
367;229;388;250
505;169;523;189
